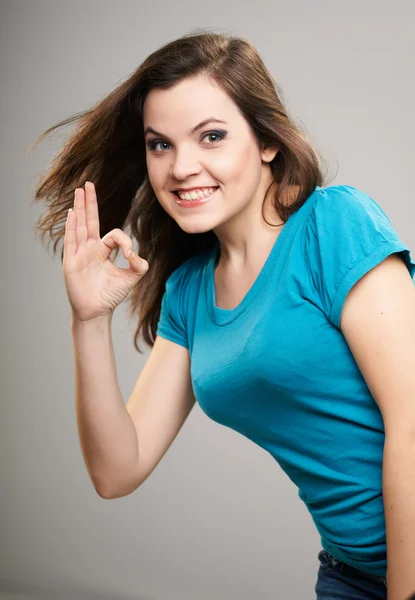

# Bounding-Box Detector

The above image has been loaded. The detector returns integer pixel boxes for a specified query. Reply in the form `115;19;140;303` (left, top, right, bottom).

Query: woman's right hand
62;181;149;322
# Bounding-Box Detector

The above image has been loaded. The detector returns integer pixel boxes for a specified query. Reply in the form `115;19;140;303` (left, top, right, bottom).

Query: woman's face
143;74;278;235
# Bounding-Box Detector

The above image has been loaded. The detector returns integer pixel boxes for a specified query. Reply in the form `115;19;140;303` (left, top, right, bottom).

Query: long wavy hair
28;29;332;353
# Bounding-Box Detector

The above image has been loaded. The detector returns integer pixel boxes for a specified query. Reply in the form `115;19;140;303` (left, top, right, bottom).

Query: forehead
142;75;239;127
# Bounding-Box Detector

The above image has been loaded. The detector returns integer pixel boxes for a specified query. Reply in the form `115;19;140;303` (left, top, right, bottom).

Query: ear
260;144;279;163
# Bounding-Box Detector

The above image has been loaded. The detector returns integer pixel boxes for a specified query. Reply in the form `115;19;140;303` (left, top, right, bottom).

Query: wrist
71;313;113;330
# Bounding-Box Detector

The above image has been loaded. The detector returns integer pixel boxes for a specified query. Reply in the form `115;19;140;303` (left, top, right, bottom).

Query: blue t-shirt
156;184;415;577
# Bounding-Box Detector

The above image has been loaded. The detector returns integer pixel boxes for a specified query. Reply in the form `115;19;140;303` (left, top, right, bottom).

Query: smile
173;187;220;208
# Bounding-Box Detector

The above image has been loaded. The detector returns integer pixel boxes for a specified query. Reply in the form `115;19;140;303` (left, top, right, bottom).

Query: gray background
1;1;414;598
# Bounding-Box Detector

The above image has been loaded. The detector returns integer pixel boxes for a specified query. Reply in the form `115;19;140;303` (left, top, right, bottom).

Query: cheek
146;159;159;184
217;146;261;186
222;144;258;177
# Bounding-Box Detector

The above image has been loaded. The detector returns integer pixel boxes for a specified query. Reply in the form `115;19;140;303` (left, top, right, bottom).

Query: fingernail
127;249;132;257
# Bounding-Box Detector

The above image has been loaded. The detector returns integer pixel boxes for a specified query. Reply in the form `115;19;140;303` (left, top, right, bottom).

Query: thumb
127;250;149;273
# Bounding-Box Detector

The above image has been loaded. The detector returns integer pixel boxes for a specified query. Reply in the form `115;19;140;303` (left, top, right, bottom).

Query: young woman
30;30;415;600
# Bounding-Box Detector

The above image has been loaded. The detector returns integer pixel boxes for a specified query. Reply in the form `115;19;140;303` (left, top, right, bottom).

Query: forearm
382;434;415;600
71;315;139;498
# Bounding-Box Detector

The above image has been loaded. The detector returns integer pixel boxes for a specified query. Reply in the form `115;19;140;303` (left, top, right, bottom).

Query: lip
174;187;219;208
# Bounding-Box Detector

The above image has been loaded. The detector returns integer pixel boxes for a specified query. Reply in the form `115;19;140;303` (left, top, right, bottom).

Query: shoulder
302;183;414;328
305;183;398;246
310;184;391;223
157;251;209;349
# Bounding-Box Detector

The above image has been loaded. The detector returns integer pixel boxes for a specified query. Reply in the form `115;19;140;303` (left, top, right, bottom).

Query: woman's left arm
382;435;415;600
341;253;415;600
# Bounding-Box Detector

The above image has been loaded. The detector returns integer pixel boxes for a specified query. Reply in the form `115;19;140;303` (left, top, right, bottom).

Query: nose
169;147;202;181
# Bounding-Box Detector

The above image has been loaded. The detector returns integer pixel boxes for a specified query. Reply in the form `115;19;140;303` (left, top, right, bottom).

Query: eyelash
147;130;227;153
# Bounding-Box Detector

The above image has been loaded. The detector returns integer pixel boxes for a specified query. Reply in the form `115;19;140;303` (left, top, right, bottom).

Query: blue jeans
315;549;387;599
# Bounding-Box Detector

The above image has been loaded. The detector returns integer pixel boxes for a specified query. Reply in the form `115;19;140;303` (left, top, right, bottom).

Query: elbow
96;485;115;500
90;473;118;499
93;479;114;499
95;478;141;499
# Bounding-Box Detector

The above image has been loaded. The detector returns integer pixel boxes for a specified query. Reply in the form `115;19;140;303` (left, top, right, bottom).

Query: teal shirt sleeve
304;185;415;329
156;263;189;349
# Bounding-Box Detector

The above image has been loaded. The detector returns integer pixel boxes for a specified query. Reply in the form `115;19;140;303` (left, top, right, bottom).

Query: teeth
177;187;217;201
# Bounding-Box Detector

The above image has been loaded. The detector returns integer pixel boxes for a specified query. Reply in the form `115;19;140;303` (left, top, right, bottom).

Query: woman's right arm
72;314;196;499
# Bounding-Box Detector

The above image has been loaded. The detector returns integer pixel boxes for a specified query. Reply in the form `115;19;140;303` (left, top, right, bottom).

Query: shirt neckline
204;186;321;326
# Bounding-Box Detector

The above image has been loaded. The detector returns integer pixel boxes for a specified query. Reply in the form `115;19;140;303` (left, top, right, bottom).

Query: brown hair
28;28;333;353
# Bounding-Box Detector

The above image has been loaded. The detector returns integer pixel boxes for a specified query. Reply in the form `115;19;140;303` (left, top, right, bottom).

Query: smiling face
142;73;279;235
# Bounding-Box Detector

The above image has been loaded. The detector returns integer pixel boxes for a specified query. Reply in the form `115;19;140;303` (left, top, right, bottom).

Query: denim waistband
318;549;387;588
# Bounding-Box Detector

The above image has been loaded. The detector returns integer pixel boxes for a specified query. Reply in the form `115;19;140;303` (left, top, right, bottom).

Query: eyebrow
144;117;227;139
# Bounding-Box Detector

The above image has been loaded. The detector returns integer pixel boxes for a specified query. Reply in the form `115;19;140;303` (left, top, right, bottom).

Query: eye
147;130;227;153
148;140;171;152
203;131;225;144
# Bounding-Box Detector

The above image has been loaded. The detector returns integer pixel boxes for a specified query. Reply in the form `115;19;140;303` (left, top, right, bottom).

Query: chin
176;220;214;235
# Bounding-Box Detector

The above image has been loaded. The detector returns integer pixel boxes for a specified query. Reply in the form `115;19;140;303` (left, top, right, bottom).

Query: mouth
173;187;220;207
172;187;219;198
